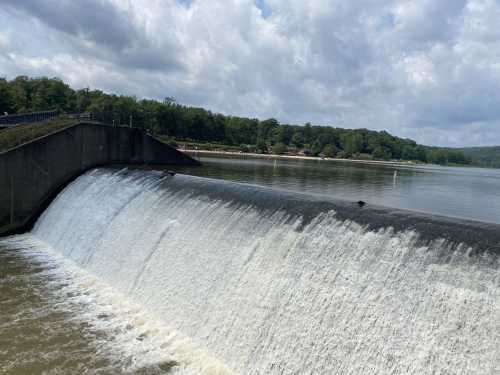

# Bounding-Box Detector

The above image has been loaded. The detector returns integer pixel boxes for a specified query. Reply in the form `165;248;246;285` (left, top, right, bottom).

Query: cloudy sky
1;0;500;147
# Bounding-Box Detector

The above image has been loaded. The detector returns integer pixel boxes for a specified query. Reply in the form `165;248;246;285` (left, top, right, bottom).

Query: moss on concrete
0;118;78;153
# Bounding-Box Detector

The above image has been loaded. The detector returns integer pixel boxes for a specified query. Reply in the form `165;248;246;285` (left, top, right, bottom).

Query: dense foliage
0;76;473;165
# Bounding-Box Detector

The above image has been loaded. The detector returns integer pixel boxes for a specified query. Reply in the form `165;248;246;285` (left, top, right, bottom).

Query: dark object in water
166;171;176;176
357;200;366;207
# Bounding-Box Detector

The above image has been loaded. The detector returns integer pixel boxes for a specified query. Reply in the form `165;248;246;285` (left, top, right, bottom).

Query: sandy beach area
183;149;422;168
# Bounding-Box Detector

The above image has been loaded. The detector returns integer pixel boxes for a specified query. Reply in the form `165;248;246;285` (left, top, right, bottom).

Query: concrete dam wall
0;122;200;235
21;168;500;374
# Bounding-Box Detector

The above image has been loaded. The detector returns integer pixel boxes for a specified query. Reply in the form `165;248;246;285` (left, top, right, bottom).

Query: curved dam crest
28;168;500;374
0;122;200;236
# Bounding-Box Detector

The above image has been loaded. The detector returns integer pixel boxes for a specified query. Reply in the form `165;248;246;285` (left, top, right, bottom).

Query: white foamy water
30;168;500;374
0;235;234;375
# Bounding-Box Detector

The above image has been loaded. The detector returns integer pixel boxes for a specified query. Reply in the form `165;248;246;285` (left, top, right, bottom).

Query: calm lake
175;154;500;224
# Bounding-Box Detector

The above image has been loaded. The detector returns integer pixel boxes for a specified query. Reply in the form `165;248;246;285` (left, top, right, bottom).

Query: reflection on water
174;155;500;224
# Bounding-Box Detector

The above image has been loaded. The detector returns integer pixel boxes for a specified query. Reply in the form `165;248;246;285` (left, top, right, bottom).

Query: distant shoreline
183;149;426;168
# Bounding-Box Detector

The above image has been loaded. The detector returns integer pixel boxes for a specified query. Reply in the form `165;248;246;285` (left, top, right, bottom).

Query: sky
1;0;500;147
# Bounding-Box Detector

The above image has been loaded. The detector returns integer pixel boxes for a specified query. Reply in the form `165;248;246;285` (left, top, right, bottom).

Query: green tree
311;142;323;156
0;78;14;114
0;75;472;167
373;146;391;160
303;122;313;144
9;76;32;112
291;129;304;148
322;144;337;158
344;133;363;157
272;142;287;155
256;138;267;153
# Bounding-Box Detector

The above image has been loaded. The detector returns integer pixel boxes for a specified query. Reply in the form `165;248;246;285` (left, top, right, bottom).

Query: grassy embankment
0;118;78;152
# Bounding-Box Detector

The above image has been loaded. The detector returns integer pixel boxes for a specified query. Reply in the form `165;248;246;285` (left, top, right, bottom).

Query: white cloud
0;32;9;50
2;0;500;146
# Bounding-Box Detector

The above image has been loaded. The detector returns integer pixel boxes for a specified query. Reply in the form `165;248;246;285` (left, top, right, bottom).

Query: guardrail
66;112;93;120
0;110;58;127
0;111;93;127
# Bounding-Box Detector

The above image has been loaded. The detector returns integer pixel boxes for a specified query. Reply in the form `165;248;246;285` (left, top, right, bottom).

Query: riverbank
183;149;425;168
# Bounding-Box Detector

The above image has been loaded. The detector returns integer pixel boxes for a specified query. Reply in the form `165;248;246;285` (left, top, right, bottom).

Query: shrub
272;142;287;155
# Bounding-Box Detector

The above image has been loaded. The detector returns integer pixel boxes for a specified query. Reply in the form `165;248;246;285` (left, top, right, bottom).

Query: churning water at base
0;235;233;374
9;168;500;374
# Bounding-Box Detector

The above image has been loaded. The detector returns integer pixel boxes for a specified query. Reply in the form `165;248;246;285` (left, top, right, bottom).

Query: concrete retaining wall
0;122;200;235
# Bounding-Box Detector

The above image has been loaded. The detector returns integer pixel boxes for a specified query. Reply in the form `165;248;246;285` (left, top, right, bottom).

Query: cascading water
27;168;500;374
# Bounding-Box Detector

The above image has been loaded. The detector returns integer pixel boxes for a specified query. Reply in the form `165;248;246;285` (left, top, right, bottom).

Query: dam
0;121;200;235
1;167;499;374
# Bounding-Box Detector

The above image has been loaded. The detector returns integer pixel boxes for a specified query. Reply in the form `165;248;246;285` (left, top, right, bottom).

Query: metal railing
0;110;58;126
65;112;93;120
0;111;94;128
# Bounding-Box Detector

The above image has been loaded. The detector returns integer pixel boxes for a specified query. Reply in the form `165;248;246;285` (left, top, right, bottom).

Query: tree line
0;76;471;165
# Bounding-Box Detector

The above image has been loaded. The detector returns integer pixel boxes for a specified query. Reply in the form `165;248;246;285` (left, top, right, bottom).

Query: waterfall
31;168;500;374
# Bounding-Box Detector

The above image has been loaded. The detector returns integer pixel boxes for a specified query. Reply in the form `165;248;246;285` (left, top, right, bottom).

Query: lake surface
174;154;500;224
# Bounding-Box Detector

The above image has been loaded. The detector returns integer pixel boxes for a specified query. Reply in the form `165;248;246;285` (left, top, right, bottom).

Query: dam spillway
0;121;200;236
10;168;500;374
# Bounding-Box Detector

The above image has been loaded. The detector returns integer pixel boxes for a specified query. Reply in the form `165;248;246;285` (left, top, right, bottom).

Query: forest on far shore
0;76;473;166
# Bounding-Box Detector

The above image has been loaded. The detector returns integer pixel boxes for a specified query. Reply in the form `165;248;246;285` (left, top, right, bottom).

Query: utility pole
129;115;132;128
